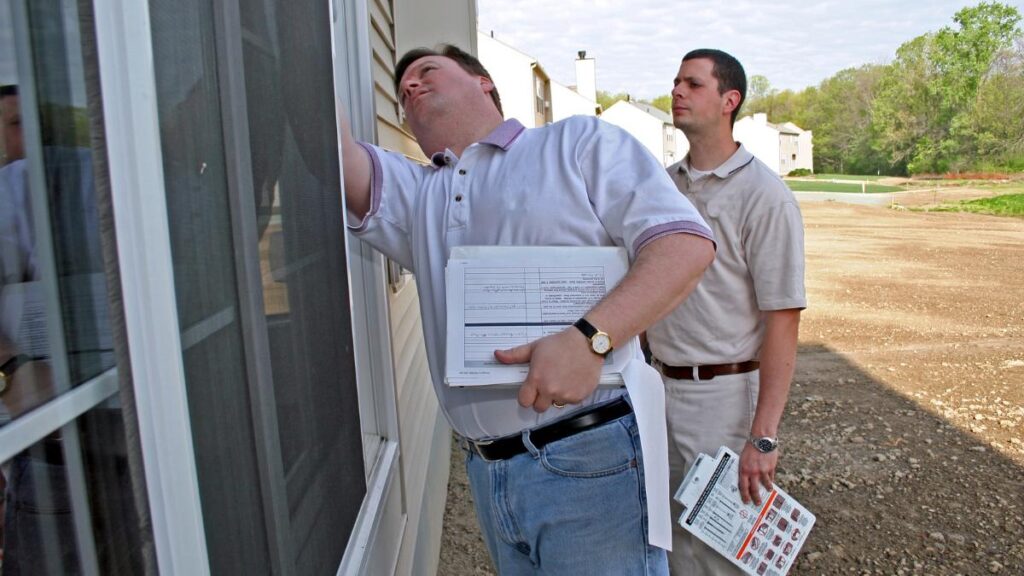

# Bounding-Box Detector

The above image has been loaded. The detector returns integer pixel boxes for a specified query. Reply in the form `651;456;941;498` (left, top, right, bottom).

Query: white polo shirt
647;144;806;368
348;116;713;439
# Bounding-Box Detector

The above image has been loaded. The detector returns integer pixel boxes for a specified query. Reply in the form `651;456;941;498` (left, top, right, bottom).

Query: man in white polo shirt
339;45;715;574
646;49;806;575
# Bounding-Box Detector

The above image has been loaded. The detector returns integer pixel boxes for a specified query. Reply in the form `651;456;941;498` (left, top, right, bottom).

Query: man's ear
722;89;742;118
480;76;495;94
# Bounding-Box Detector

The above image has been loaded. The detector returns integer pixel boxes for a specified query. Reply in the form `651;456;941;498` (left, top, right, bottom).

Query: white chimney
575;51;597;103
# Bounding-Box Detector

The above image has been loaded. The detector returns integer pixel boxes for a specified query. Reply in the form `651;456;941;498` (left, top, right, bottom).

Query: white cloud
478;0;1021;98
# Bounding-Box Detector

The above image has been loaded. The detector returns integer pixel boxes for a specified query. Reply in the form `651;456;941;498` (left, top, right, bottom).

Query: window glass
1;1;151;574
149;0;365;571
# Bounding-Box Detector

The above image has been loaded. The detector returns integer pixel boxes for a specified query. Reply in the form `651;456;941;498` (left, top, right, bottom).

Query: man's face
671;58;733;134
397;55;492;134
1;94;24;164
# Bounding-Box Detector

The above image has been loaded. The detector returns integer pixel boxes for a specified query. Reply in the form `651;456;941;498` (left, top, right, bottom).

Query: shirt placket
448;151;472;230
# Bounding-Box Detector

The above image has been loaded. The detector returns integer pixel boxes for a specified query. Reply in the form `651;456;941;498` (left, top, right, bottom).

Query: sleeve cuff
346;141;384;233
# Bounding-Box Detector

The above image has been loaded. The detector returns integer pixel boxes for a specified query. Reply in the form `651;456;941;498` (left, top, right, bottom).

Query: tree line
617;2;1023;176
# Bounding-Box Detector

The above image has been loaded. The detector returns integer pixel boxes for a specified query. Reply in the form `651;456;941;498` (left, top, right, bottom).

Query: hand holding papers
675;447;815;576
444;246;639;387
444;245;673;550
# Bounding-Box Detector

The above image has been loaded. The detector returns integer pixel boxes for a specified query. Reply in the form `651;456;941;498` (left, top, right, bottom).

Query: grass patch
931;194;1024;217
785;180;903;193
810;173;890;181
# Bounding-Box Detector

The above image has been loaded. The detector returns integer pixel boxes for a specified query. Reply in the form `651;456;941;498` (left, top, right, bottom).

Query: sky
478;0;1024;99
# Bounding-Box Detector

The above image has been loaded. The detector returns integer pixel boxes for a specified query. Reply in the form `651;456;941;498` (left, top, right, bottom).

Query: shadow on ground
438;343;1024;575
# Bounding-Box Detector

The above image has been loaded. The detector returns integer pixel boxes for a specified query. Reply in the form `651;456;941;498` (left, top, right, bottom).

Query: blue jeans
3;450;79;575
463;410;668;575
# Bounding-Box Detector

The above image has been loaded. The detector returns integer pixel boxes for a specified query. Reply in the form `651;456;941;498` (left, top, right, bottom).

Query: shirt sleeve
577;119;714;258
745;198;807;311
345;142;422;271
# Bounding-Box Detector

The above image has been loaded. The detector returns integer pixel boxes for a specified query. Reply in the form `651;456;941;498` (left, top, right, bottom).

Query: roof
631;101;672;124
606;100;672;125
769;122;801;135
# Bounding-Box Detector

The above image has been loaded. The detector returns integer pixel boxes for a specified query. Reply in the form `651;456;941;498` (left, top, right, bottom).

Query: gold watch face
591;332;612;355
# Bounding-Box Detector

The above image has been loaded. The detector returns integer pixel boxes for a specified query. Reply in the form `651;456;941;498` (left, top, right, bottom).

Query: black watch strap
573;318;598;339
1;354;32;394
0;353;31;377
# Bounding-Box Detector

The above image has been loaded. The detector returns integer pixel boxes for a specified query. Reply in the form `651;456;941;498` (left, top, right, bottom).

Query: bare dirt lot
439;196;1024;575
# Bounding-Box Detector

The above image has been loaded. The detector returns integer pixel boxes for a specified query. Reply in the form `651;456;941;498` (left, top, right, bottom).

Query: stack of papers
675;446;816;576
444;246;638;386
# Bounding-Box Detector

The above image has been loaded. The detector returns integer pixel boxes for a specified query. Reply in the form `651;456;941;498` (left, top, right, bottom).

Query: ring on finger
552;401;566;408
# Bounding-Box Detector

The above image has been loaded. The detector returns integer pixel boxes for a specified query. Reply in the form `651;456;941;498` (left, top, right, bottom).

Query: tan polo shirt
647;144;806;367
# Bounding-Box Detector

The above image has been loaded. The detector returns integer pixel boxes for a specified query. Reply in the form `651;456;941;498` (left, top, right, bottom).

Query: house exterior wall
477;32;540;126
602;101;674;166
734;113;782;174
779;132;800;176
550;80;598;121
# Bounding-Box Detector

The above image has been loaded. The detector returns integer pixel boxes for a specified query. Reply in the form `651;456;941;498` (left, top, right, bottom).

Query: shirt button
458;169;467;175
455;194;463;202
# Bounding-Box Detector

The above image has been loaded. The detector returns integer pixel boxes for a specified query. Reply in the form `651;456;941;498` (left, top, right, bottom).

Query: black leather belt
463;397;633;462
653;358;760;380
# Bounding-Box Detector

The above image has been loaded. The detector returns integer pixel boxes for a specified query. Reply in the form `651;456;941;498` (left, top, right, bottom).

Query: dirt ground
438;192;1024;575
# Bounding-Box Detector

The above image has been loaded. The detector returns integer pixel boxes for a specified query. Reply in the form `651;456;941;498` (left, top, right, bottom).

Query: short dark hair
682;49;746;126
394;44;503;116
0;85;18;98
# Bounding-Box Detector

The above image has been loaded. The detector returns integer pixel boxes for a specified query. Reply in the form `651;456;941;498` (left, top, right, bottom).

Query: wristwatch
750;436;779;453
573;318;613;357
0;354;31;396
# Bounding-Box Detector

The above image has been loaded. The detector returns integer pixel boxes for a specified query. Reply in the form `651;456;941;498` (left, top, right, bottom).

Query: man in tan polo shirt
646;49;806;575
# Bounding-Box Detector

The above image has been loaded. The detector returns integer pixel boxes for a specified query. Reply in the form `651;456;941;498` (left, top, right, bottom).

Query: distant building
477;32;600;126
733;113;814;175
601;99;689;167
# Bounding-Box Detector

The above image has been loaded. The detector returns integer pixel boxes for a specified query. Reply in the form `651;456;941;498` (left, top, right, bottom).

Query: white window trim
92;1;211;574
330;0;406;573
0;368;117;464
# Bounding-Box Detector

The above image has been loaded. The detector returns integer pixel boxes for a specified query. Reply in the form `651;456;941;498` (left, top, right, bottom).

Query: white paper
443;246;672;550
0;274;113;359
445;246;635;386
1;281;48;357
674;446;816;575
621;358;672;550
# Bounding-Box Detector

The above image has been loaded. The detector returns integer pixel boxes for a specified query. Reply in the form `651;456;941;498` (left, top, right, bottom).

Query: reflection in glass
1;434;80;575
1;0;151;574
148;0;366;571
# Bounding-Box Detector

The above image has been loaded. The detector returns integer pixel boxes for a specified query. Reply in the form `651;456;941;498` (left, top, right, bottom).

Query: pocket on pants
538;417;637;478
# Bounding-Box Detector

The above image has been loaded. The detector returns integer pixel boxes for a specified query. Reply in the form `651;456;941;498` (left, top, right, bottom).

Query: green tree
872;2;1022;173
596;90;629;111
805;65;887;174
969;38;1024;169
648;94;672;113
748;74;772;102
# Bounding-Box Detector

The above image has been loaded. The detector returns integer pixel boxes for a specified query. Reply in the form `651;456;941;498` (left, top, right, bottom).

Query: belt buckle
470;438;500;463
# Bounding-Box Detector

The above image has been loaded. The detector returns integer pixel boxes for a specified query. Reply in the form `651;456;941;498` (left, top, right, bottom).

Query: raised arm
496;232;715;411
338;104;373;220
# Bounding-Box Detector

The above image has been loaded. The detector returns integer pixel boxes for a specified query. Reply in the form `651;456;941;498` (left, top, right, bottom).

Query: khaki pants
664;370;760;576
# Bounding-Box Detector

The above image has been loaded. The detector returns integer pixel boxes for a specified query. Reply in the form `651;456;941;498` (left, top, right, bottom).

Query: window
146;0;365;573
0;0;153;573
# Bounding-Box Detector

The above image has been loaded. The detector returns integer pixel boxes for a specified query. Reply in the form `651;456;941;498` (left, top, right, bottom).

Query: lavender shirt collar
430;119;526;167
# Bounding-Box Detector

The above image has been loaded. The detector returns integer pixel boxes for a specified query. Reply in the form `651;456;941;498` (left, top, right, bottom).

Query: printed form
444;246;638;386
443;245;674;550
675;446;816;576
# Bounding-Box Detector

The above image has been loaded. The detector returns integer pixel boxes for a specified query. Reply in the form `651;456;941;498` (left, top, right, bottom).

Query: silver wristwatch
750;436;779;453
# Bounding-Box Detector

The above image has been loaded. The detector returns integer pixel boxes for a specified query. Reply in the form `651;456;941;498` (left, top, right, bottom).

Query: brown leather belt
653;358;760;381
461;397;633;462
